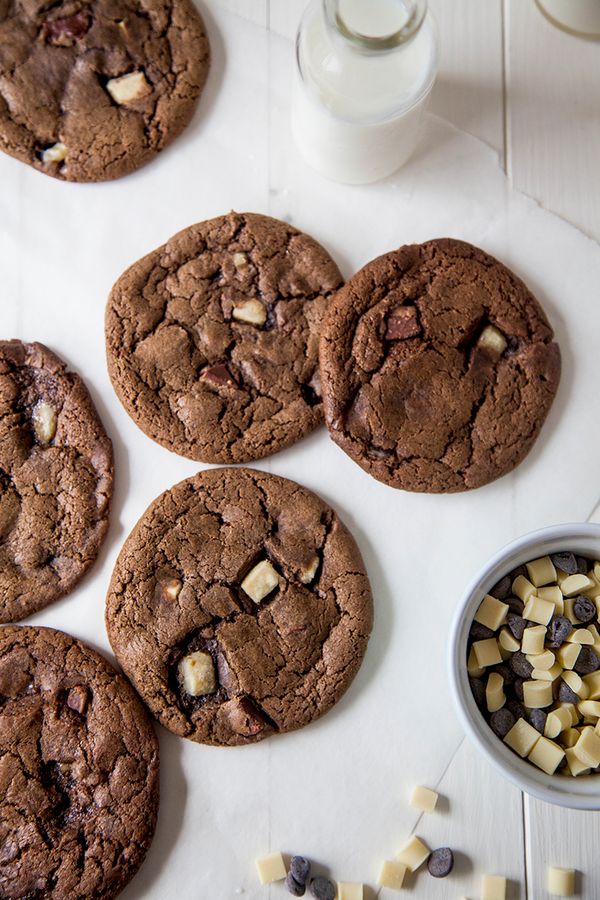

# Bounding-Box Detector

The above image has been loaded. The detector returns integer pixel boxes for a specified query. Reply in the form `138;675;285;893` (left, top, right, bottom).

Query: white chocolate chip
528;735;565;774
512;575;537;603
409;784;438;813
481;873;507;900
577;699;600;719
178;651;217;696
41;142;67;164
241;559;279;603
472;638;502;668
255;852;286;885
526;649;555;671
486;672;505;713
547;866;575;897
504;718;541;757
562;727;581;748
474;594;509;631
562;670;589;699
396;835;430;872
300;554;319;585
538;584;564;614
499;626;520;653
561;573;595;597
573;726;600;767
565;746;590;776
565;628;594;645
161;578;182;601
232;298;267;326
556;643;581;670
106;71;150;105
521;625;546;655
32;400;57;443
337;883;363;900
232;252;249;272
478;325;507;357
532;662;562;682
523;594;555;626
544;707;572;739
377;860;406;890
523;679;553;708
467;646;485;678
526;555;557;587
583;671;600;699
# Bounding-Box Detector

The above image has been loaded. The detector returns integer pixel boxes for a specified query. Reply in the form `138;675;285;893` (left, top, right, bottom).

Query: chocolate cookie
105;212;343;463
106;467;372;746
320;239;561;492
0;0;209;181
0;625;159;898
0;341;113;622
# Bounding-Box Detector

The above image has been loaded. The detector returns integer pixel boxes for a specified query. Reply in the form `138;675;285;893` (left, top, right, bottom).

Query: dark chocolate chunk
489;575;512;601
470;622;495;642
286;873;306;897
290;857;311;886
507;613;526;641
550;552;578;575
200;363;238;387
309;876;336;900
43;11;90;45
385;307;420;340
574;647;600;675
528;708;547;734
490;708;516;738
510;651;533;678
67;684;89;715
547;615;573;648
558;681;580;704
427;848;454;878
573;596;597;624
469;677;486;709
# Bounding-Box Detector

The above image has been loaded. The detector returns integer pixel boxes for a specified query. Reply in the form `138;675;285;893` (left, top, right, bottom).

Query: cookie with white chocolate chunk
0;0;209;181
0;340;113;622
320;238;560;492
106;467;373;746
106;212;343;463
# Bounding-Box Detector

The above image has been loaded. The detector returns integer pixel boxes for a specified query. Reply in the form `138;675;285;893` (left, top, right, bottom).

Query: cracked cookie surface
0;0;209;181
106;467;373;746
105;212;343;463
0;625;159;899
320;238;561;493
0;341;113;623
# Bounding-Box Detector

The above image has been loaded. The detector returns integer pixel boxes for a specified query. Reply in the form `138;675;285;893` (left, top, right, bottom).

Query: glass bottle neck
324;0;428;51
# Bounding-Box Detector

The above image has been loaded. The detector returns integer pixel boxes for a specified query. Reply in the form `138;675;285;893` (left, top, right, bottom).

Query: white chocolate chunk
161;578;182;601
521;625;547;655
486;672;506;712
504;718;540;757
532;663;562;682
547;865;575;896
573;726;600;767
526;649;555;671
561;573;595;597
559;703;580;726
499;626;520;653
562;670;589;699
577;700;600;719
232;298;267;325
565;747;591;776
336;883;363;900
523;680;553;708
396;835;430;872
513;575;537;603
232;252;249;270
565;628;594;645
41;141;67;164
481;873;507;900
556;643;581;670
178;651;216;697
474;594;509;631
523;594;555;626
478;325;507;356
526;555;557;587
255;852;286;884
106;70;150;104
32;400;57;443
583;671;600;699
545;707;573;739
528;736;565;774
409;785;438;813
241;560;279;603
472;638;502;668
377;860;406;890
300;554;319;584
538;584;564;612
467;646;485;678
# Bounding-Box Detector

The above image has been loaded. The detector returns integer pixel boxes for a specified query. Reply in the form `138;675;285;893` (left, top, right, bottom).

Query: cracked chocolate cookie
320;238;561;492
105;467;373;746
0;0;209;181
105;211;343;463
0;625;159;899
0;340;113;622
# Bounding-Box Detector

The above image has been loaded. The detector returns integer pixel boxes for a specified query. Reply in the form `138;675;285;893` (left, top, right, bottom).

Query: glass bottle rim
323;0;428;52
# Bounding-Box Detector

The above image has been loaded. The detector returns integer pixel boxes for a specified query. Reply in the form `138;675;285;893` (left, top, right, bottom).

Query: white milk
536;0;600;35
291;0;437;184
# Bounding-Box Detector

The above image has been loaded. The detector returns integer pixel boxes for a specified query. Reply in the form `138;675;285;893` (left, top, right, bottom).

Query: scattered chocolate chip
385;306;420;340
290;857;311;886
489;575;512;601
509;651;533;679
573;596;597;624
66;684;89;715
469;677;486;709
200;362;237;387
309;876;335;900
574;647;600;675
546;615;573;648
550;552;578;575
576;556;590;575
528;708;547;734
427;847;454;878
506;596;525;615
469;622;495;641
490;708;516;738
43;11;90;45
507;613;526;641
286;873;306;897
558;681;580;704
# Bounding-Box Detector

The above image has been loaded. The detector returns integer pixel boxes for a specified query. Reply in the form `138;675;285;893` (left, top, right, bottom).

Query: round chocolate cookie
0;0;209;182
105;212;343;463
320;238;561;492
106;467;373;746
0;341;113;622
0;625;159;899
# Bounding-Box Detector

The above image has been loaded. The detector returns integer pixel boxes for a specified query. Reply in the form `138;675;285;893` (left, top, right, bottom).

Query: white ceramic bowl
449;522;600;810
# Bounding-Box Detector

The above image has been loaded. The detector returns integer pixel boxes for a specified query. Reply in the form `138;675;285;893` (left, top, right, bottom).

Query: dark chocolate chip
507;613;526;641
490;708;516;738
574;647;600;675
509;651;533;679
528;708;547;734
427;847;454;878
309;876;335;900
514;679;525;702
547;616;573;648
506;699;526;721
494;663;516;685
385;306;420;340
550;553;578;575
469;677;486;709
43;11;90;45
489;575;512;601
558;681;580;704
509;564;528;582
506;596;525;615
286;873;306;897
470;622;495;642
576;556;590;575
290;857;311;886
573;596;597;624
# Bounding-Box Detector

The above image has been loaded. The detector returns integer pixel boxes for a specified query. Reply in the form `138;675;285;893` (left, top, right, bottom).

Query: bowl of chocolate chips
449;523;600;809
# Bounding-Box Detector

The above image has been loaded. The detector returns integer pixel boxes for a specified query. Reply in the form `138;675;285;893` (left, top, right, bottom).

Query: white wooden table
215;2;600;896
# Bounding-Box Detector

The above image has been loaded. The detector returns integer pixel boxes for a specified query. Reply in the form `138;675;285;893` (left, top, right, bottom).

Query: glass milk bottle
291;0;438;184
